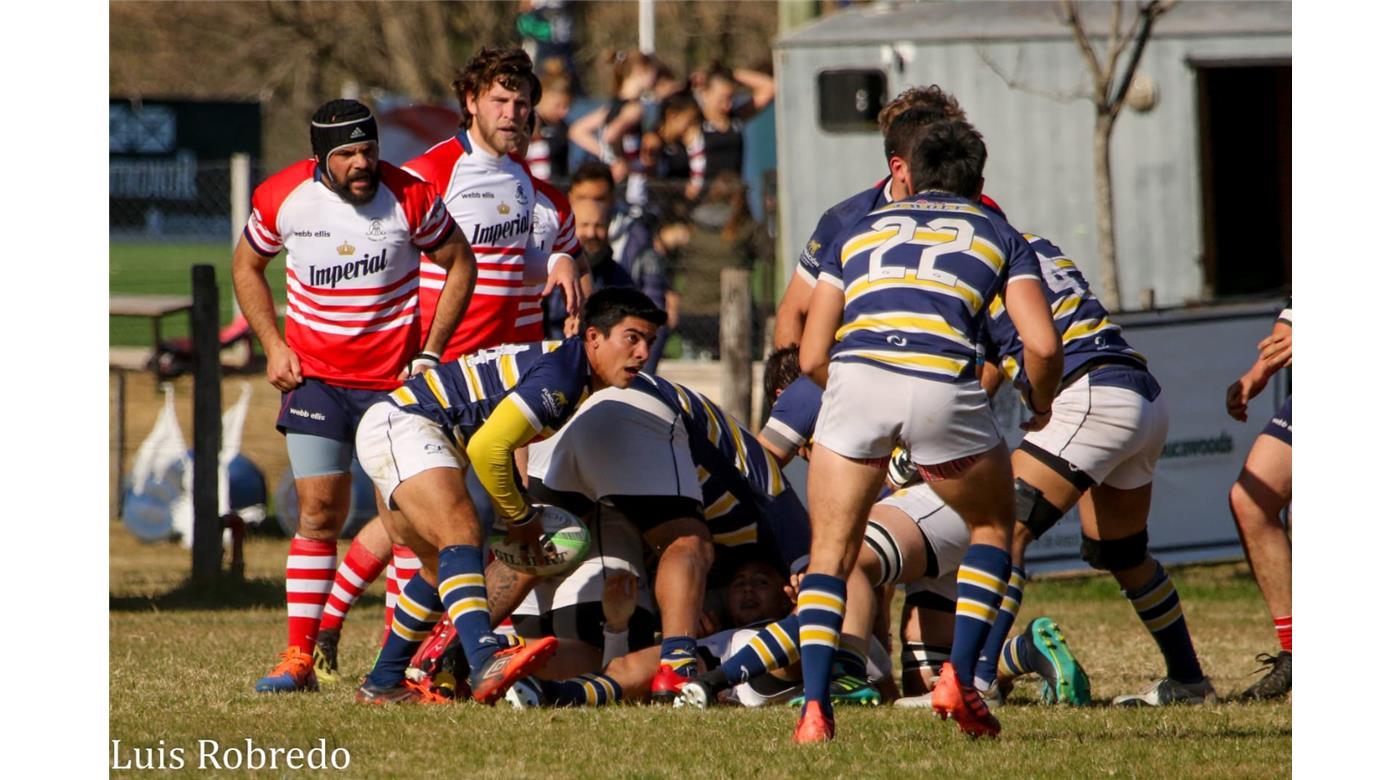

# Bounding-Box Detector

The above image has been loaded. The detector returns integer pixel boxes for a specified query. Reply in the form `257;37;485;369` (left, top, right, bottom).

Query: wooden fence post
190;265;223;580
720;269;754;428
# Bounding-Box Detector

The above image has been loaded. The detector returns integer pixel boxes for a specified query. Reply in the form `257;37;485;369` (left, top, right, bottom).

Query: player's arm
232;235;301;391
1227;317;1292;421
420;225;476;363
798;279;843;388
773;270;814;349
979;360;1005;397
757;431;797;467
1003;277;1063;432
465;399;542;525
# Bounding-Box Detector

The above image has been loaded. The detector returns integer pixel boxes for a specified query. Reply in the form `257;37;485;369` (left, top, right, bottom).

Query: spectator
569;161;652;287
569;51;658;206
543;197;637;337
694;62;775;180
515;0;576;83
628;210;688;373
643;92;706;208
673;171;768;357
525;61;574;188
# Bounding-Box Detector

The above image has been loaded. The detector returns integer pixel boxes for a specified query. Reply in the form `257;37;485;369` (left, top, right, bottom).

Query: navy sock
719;614;800;685
437;545;502;674
366;574;443;688
974;565;1026;688
538;673;623;707
1125;563;1204;683
998;635;1033;678
797;573;846;717
951;544;1011;687
659;635;698;676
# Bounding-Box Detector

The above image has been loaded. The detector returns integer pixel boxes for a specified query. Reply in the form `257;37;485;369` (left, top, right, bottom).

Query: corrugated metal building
773;1;1290;309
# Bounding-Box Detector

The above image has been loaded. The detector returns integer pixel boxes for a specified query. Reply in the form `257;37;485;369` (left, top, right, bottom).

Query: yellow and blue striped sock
539;673;623;707
974;565;1026;688
998;634;1033;678
659;636;698;676
951;544;1011;687
797;573;846;716
366;573;443;688
437;545;500;675
719;614;800;684
1126;563;1203;683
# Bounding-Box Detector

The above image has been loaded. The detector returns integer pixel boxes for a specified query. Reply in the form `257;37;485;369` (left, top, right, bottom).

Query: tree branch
1106;0;1176;117
1060;0;1109;106
976;45;1091;104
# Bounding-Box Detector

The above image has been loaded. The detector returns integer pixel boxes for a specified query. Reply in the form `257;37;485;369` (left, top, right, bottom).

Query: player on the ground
794;114;1063;741
404;46;583;361
772;86;967;350
352;288;665;704
1225;305;1292;700
968;225;1215;707
233;99;475;694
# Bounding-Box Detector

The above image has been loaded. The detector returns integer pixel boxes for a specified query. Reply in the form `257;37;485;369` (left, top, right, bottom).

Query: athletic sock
797;573;846;717
437;545;502;675
385;545;421;641
1125;562;1204;683
1273;615;1292;653
319;537;390;633
951;544;1011;688
366;573;443;688
998;635;1033;679
285;535;338;653
717;615;800;685
538;673;624;707
974;565;1027;688
659;636;699;676
833;644;868;679
901;642;950;687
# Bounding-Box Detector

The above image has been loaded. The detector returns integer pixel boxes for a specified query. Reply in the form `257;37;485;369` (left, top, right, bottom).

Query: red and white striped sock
319;537;390;633
1274;615;1292;653
384;544;422;642
286;536;338;654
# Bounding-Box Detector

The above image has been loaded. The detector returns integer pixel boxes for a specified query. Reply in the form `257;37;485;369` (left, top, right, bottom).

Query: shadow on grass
110;575;285;612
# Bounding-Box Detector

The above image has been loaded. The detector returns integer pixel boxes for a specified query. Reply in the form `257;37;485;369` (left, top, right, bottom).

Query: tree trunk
1092;112;1121;311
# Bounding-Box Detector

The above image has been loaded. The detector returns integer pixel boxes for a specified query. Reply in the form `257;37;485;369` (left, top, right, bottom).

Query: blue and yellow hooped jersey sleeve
980;234;1146;392
821;192;1042;383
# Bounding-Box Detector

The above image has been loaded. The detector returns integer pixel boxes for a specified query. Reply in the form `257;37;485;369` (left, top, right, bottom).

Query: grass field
110;523;1290;778
110;241;285;346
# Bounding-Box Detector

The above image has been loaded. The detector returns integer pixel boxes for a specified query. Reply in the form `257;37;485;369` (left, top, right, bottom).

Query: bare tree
1059;0;1176;311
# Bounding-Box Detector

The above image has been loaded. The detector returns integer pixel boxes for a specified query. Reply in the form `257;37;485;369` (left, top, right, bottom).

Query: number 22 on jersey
865;216;974;287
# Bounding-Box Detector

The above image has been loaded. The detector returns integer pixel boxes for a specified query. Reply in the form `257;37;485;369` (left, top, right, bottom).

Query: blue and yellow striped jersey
981;234;1146;393
629;374;795;549
388;338;590;445
819;191;1042;383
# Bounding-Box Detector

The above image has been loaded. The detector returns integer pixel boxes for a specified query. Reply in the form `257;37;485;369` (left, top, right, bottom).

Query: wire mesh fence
110;158;266;243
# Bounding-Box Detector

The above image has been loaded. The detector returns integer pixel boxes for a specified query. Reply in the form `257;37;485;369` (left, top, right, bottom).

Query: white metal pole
639;0;655;55
229;152;251;315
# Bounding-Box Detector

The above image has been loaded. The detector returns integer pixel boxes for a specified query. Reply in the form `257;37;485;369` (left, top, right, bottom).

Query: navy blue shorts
1262;395;1292;446
276;378;387;443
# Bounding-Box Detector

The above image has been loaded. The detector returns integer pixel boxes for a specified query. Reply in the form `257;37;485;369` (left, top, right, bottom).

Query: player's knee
295;496;346;537
1014;478;1065;539
1080;529;1148;572
664;532;714;570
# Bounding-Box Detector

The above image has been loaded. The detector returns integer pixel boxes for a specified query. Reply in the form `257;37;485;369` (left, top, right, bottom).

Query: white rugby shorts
812;361;1002;467
355;401;464;508
513;507;656;616
869;483;971;585
1021;373;1169;489
538;386;704;504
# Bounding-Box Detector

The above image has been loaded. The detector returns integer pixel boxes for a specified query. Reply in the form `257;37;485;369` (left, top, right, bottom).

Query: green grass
109;241;285;346
110;525;1290;778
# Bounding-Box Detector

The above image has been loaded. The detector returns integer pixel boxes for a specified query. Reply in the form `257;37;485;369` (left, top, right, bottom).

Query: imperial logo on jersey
980;233;1146;391
405;131;577;360
820;191;1042;383
244;158;454;390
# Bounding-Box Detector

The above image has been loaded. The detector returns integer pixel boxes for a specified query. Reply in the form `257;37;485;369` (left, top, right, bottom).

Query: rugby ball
489;504;591;577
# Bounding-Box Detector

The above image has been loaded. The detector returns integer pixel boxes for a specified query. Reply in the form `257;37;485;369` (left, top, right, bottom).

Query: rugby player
233;99;475;693
1225;305;1292;700
795;114;1063;741
970;226;1214;707
351;288;665;704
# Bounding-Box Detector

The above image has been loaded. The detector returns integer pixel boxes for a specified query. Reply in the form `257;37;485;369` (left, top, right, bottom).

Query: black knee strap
1020;441;1098;492
1014;478;1065;539
1081;529;1149;572
904;589;956;614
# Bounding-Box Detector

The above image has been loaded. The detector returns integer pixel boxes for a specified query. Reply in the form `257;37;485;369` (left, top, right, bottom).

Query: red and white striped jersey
244;159;453;390
405;131;541;360
517;174;581;342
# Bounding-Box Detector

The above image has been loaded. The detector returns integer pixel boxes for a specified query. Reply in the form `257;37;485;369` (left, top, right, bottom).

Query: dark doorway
1194;60;1290;299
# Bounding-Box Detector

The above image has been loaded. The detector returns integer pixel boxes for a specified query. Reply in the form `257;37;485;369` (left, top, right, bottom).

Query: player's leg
314;514;392;682
636;510;715;700
1229;424;1292;700
898;586;955;699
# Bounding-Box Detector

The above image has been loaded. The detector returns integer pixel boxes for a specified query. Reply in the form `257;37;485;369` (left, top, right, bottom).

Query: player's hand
602;571;638;632
399;351;441;381
1021;409;1052;433
1257;332;1292;372
563;314;581;338
542;257;583;317
505;508;549;566
265;343;303;392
